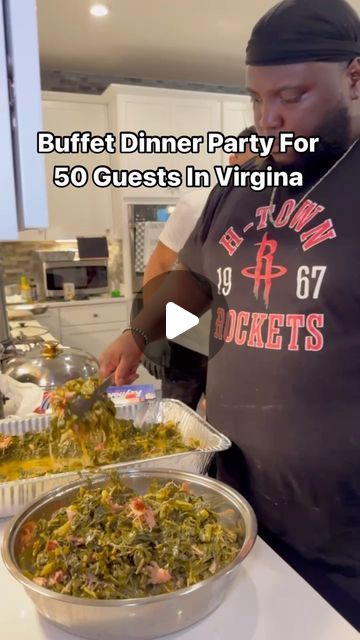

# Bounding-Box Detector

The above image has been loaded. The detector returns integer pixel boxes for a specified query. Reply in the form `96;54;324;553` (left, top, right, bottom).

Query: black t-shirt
179;141;360;573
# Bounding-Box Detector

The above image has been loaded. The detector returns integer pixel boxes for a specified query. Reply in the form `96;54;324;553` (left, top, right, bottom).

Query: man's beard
272;101;352;180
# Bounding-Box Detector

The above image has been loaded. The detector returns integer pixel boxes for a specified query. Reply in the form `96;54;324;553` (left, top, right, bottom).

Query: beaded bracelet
122;326;149;346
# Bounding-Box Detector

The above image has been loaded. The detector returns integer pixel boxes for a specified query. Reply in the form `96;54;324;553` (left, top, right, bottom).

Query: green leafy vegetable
0;378;200;482
18;475;243;599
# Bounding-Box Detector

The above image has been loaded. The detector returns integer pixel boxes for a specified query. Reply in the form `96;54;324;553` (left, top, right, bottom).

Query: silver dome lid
3;341;99;390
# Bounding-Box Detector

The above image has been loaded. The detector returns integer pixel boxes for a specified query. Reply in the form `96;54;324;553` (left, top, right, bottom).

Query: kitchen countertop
6;296;130;314
0;522;357;640
39;296;130;308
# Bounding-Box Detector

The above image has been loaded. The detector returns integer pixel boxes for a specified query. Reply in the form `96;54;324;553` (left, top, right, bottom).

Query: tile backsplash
0;239;123;298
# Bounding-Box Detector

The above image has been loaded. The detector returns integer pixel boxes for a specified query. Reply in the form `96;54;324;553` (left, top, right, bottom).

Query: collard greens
0;378;199;482
18;475;244;599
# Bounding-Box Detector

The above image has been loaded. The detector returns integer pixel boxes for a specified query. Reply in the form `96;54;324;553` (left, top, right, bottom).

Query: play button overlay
130;270;229;377
166;302;199;340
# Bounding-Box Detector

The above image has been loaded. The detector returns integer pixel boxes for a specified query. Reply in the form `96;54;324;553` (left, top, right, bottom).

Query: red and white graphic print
215;195;333;352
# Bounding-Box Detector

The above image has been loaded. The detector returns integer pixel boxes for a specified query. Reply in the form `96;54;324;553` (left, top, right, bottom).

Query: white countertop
41;296;130;308
6;297;130;315
0;522;357;640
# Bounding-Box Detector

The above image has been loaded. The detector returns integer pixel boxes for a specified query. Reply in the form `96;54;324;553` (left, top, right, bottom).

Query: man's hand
99;331;143;386
99;267;210;386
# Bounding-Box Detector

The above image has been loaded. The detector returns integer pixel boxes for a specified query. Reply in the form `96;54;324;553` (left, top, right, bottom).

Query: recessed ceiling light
90;4;109;17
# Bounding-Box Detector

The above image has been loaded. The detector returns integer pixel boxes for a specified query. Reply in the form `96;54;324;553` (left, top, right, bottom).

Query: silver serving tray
0;399;231;518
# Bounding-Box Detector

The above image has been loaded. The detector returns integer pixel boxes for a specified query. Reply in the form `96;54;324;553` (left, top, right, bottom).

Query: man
143;128;256;410
100;0;360;628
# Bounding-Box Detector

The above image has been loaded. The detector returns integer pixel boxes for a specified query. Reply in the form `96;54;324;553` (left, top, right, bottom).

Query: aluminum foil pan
2;468;257;640
0;399;231;518
0;414;48;435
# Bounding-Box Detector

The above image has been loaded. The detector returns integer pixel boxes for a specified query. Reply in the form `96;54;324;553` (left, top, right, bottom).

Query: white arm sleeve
159;189;211;253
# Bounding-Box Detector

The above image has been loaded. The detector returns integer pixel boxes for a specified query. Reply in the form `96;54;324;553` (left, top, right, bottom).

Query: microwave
43;259;109;298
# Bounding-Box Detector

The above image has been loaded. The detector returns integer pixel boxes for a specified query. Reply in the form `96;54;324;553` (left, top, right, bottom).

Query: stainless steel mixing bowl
2;468;257;640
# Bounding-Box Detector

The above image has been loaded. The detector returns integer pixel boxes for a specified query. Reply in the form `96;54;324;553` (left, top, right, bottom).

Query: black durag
246;0;360;66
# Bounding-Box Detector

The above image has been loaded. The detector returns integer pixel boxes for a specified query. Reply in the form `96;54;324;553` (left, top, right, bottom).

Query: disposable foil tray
0;414;49;436
0;399;231;518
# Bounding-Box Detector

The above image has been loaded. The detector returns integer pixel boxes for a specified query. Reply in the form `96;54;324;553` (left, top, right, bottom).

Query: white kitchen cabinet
108;90;222;197
39;312;115;355
58;302;129;342
59;303;128;328
61;321;127;360
39;301;130;353
41;97;114;240
222;97;254;165
171;100;222;192
222;97;254;136
36;309;61;342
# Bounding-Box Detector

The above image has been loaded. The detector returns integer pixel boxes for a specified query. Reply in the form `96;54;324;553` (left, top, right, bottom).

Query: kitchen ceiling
37;0;360;90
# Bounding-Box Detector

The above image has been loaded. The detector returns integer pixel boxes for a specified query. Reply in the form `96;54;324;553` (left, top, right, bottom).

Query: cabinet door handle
93;313;99;318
